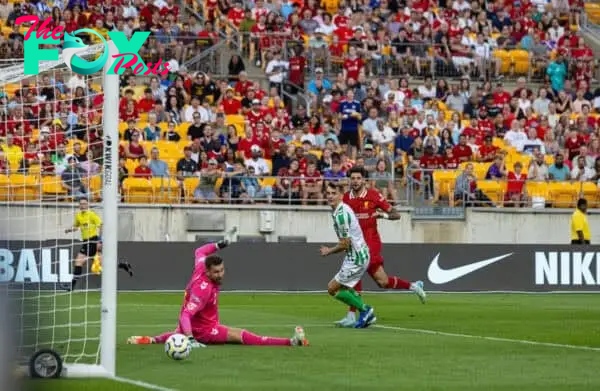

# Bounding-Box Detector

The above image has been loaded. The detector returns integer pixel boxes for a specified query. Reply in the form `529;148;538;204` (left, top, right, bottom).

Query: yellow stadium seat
510;50;529;75
260;177;277;187
215;177;224;193
473;162;492;180
87;175;102;200
526;181;548;197
544;155;555;166
151;177;180;204
41;176;68;200
175;124;188;140
477;180;504;204
547;182;577;208
119;122;128;138
125;159;138;174
123;178;153;203
225;114;246;137
9;174;40;201
433;170;461;200
493;49;512;74
0;175;10;201
183;177;200;202
67;139;87;155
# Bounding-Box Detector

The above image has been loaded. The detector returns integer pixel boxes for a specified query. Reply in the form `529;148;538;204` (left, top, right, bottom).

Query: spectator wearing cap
362;144;379;174
371;119;396;147
194;158;221;203
241;165;273;203
244;145;270;175
548;153;571;181
307;68;332;96
528;151;550;181
62;156;88;199
265;52;289;91
176;146;199;181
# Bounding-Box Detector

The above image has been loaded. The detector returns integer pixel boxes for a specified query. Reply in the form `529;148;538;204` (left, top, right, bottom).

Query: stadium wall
1;204;599;244
2;242;599;291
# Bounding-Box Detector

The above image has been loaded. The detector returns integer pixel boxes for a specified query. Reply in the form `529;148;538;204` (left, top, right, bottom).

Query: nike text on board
0;248;73;283
535;252;600;285
427;253;514;284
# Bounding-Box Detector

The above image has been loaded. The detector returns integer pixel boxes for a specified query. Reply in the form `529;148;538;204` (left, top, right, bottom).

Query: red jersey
227;8;244;27
343;57;363;81
506;171;527;194
246;109;264;125
493;91;511;107
221;98;241;115
453;144;473;162
235;80;253;96
443;155;460;169
134;166;152;179
478;144;499;162
342;188;392;253
419;154;441;169
288;56;306;86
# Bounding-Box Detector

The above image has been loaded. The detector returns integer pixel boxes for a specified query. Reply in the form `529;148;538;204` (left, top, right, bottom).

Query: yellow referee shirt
571;209;590;241
74;210;102;241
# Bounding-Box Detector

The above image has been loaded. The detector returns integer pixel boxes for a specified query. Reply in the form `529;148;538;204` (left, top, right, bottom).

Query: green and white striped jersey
332;202;370;266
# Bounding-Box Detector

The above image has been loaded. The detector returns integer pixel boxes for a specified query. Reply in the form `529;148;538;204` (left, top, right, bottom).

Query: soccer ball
164;334;191;360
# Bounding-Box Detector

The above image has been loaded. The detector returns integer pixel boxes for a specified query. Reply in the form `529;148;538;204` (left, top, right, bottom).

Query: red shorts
176;324;229;344
367;247;384;276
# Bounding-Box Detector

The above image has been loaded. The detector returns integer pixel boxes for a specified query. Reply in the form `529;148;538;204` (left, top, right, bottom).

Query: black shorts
338;131;359;147
571;239;591;245
79;236;100;257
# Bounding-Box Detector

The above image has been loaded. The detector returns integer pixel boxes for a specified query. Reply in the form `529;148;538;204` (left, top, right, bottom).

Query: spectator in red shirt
477;135;499;162
419;145;441;199
137;88;155;113
301;160;323;205
287;48;307;91
443;146;460;169
453;134;474;163
506;161;527;207
227;1;245;27
134;156;153;179
220;88;242;115
342;46;364;82
234;72;253;97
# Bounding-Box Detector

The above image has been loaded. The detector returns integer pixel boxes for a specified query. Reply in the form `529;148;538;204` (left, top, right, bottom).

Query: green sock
335;289;367;312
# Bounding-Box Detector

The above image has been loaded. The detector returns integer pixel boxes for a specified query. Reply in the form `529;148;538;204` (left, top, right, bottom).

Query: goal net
0;41;119;378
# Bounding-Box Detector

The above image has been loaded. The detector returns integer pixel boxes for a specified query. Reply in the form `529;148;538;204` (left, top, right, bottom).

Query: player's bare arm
320;238;350;256
374;208;401;220
65;226;79;234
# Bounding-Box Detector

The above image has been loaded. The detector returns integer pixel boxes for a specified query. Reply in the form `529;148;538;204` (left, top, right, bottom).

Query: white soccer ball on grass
164;333;191;360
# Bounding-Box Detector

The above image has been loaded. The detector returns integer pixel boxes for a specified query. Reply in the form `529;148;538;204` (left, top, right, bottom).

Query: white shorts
334;257;369;288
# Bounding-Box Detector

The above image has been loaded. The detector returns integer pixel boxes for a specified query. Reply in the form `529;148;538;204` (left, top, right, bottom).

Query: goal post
0;40;120;379
100;39;119;379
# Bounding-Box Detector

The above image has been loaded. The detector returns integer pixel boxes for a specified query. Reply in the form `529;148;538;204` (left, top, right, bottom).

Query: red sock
240;330;291;346
349;281;363;312
153;331;175;344
388;276;411;290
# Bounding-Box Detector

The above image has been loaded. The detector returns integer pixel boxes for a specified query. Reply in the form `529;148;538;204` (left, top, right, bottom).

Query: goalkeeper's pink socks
240;330;291;346
153;332;175;344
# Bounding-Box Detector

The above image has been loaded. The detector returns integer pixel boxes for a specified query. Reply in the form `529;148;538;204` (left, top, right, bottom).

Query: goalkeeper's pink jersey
179;244;220;333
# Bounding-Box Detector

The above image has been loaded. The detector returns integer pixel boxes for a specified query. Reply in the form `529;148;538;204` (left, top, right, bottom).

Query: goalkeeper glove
216;239;229;250
188;336;207;349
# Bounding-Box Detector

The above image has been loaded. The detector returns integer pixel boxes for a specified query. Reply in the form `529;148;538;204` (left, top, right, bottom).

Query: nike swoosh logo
427;253;514;284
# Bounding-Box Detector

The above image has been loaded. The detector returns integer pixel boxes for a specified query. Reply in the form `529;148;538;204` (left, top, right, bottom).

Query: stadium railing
406;167;600;209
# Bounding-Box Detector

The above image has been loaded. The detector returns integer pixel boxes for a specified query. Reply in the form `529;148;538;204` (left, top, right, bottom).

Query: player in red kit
336;167;426;327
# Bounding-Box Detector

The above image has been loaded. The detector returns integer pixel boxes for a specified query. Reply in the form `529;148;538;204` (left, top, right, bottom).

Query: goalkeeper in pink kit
127;240;309;347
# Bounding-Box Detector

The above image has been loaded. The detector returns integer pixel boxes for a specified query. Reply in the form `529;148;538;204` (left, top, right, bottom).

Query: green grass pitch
24;292;600;391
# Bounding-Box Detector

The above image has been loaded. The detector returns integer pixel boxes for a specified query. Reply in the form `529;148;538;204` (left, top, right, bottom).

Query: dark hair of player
327;181;344;193
347;166;367;178
577;198;588;209
205;255;224;270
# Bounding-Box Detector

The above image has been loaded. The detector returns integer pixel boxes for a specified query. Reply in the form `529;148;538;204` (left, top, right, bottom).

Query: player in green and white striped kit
320;182;376;329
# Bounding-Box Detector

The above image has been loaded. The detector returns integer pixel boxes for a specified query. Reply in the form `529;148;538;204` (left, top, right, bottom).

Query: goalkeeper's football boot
118;260;134;277
291;326;309;346
410;280;427;304
126;336;154;344
355;306;375;329
334;312;356;328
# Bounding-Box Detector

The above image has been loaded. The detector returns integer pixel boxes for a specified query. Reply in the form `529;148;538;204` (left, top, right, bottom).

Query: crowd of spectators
0;0;599;207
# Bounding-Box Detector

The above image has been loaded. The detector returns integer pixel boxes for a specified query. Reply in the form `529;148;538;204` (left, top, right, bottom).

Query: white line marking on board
113;376;178;391
115;323;600;352
373;325;600;352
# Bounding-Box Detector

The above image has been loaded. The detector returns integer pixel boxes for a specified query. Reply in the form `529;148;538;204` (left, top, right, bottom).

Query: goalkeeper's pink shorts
176;324;229;344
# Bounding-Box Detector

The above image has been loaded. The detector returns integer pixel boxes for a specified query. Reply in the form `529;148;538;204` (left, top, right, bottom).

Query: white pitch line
114;323;600;352
113;376;178;391
373;324;600;352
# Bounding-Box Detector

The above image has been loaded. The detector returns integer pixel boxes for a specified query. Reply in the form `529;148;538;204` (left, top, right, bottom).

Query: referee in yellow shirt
571;198;591;245
63;198;132;291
